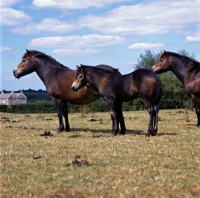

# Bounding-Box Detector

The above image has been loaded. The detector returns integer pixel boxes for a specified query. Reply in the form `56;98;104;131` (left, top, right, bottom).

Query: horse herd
13;50;200;136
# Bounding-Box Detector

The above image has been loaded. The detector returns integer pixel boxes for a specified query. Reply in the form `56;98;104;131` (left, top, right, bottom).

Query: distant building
0;90;27;105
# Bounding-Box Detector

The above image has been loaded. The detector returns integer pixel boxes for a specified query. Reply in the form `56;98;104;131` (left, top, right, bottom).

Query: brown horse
71;65;162;136
13;50;121;132
152;51;200;127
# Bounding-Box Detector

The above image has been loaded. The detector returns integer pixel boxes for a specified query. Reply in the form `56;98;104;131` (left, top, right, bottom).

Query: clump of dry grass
0;109;200;198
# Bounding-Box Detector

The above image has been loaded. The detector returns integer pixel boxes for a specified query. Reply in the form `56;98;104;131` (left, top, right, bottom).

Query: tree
135;49;160;69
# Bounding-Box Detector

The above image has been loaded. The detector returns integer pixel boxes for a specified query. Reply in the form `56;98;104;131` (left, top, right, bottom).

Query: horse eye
22;59;26;62
160;59;164;62
78;74;83;79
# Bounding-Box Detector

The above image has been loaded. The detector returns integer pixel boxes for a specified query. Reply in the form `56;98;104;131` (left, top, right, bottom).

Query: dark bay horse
152;51;200;127
71;65;162;136
13;50;121;132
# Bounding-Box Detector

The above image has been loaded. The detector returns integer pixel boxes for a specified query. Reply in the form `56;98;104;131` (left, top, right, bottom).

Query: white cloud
32;0;129;9
11;18;79;34
0;8;31;26
185;36;200;42
0;46;12;52
7;0;199;36
53;48;102;56
28;34;126;48
0;0;21;8
127;62;135;65
128;43;165;50
185;25;200;42
78;0;200;35
28;34;125;56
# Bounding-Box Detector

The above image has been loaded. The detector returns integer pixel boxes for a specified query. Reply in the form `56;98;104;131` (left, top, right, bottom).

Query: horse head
71;65;87;91
151;51;172;74
13;49;35;78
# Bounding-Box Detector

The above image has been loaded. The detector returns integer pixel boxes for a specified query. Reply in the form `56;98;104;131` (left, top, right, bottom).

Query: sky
0;0;200;91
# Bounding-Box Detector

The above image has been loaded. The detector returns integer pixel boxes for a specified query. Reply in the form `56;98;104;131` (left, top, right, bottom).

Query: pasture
0;109;200;198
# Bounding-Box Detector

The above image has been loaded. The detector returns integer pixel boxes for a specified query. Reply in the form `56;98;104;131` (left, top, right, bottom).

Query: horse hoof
120;131;126;135
146;133;151;137
65;129;70;132
57;128;64;133
197;124;200;128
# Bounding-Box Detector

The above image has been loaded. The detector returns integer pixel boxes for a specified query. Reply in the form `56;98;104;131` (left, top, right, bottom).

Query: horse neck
170;57;189;86
86;68;109;91
34;58;58;85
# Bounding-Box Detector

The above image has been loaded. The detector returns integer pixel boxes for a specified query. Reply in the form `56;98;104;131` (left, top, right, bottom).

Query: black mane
23;50;69;69
165;51;198;64
165;51;200;71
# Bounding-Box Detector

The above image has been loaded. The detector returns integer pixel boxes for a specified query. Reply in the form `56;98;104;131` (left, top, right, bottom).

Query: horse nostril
71;85;78;92
13;69;20;78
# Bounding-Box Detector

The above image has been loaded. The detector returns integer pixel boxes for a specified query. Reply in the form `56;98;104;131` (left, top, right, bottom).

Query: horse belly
117;90;139;102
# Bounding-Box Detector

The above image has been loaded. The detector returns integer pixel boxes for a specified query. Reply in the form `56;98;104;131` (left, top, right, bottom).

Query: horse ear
82;66;86;72
79;64;86;71
26;49;31;56
163;50;168;57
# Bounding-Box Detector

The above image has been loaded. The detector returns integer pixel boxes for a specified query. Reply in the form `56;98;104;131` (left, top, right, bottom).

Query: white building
0;91;27;105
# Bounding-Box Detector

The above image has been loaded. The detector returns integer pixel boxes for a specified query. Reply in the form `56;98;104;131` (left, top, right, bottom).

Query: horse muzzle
151;65;158;73
13;69;21;79
71;82;80;92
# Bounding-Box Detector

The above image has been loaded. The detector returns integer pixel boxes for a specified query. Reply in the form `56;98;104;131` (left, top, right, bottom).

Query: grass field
0;109;200;198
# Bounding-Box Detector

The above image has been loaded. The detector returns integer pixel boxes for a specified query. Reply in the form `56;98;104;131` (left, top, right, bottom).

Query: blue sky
0;0;200;91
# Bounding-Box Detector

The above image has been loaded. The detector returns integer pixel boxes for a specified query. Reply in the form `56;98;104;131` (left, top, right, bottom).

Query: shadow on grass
9;125;179;137
69;128;178;136
69;128;112;134
125;130;178;136
185;123;198;126
157;132;178;136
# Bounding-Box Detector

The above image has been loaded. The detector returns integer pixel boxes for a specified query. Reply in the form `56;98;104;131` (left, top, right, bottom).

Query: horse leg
146;105;154;136
191;95;200;127
62;102;70;132
116;102;126;135
53;98;64;132
195;104;200;128
153;105;159;135
106;99;119;135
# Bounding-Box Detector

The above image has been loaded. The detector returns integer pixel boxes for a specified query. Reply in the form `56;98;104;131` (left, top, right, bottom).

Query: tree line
0;49;195;113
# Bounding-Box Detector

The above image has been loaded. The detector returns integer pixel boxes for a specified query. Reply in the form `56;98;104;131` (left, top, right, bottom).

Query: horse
71;65;162;136
152;51;200;127
13;50;121;132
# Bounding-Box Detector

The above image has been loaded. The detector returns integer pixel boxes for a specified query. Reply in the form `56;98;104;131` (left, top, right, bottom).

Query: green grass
0;109;200;197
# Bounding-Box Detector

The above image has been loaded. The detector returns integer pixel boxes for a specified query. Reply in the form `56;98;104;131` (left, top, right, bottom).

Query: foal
72;65;162;136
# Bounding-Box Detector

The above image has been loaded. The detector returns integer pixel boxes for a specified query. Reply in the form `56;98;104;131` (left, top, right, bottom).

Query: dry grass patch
0;109;200;197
